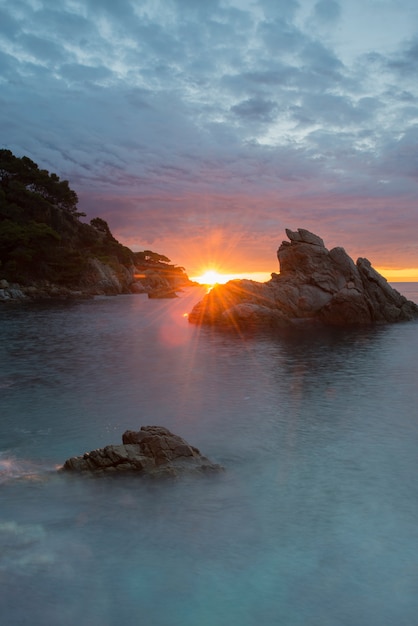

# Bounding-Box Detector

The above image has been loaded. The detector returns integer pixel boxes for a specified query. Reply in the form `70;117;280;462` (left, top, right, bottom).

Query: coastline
1;278;418;306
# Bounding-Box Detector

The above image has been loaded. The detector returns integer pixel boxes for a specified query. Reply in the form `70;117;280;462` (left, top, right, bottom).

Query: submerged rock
0;521;54;573
189;228;418;328
61;426;223;478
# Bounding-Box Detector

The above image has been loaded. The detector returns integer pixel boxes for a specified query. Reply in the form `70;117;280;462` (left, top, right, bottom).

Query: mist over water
1;284;418;626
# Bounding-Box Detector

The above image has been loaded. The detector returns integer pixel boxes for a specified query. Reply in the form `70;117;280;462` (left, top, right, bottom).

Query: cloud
257;0;300;21
387;37;418;76
258;18;306;55
59;63;113;84
312;0;341;24
231;97;278;122
0;0;418;273
16;32;66;65
0;7;20;38
29;7;95;44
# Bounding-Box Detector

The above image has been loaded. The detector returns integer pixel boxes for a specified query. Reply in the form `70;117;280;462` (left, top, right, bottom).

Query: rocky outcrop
189;228;418;328
0;260;134;302
61;426;223;478
0;279;27;302
0;278;88;302
132;267;193;298
0;263;191;302
79;258;134;295
0;262;189;301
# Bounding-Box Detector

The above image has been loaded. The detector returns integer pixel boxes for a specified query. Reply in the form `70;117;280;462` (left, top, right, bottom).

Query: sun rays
192;269;271;287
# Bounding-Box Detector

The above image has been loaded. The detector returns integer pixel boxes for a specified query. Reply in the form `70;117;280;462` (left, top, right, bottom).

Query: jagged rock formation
189;228;418;328
61;426;223;478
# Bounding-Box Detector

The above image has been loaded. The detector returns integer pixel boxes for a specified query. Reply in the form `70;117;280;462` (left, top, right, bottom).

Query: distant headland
0;150;192;302
189;228;418;328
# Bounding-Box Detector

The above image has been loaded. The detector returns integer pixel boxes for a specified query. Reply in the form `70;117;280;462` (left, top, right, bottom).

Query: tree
134;250;172;264
90;217;114;238
0;149;80;215
0;219;61;280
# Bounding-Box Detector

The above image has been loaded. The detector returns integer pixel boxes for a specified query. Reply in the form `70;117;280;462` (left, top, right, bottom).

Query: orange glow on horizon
377;267;418;282
191;269;272;286
191;267;418;285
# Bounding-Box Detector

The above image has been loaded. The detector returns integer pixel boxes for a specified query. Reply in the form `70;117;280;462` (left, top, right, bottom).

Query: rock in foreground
189;228;418;328
61;426;223;478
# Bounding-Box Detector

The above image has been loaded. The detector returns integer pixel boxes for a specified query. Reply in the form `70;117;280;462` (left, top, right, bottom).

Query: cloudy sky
1;0;418;279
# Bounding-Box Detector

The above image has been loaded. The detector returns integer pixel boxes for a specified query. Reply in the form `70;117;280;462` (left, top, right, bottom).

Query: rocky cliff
189;228;418;328
0;258;135;302
0;259;193;302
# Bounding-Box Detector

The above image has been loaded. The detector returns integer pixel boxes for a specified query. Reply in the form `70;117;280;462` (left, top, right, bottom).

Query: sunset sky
1;0;418;280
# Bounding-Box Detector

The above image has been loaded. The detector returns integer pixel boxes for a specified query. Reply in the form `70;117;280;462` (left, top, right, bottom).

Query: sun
193;269;230;286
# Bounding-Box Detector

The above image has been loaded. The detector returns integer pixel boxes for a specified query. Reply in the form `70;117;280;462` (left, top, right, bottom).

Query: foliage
0;150;187;289
0;149;81;215
133;249;189;283
90;217;115;238
0;219;62;281
89;217;133;266
0;150;135;285
134;250;171;265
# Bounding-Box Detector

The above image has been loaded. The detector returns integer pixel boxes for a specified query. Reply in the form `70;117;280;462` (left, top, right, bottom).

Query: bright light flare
192;269;271;286
195;270;228;286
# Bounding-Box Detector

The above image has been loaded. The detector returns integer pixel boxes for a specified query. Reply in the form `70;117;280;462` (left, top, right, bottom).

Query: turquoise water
1;284;418;625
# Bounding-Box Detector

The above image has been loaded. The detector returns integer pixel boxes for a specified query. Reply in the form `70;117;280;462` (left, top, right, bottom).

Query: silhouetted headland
0;150;192;302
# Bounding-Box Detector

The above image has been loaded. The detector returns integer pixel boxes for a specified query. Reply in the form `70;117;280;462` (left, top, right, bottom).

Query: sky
1;0;418;280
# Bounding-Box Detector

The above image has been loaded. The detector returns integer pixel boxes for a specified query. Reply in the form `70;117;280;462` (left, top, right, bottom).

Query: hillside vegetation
0;150;190;296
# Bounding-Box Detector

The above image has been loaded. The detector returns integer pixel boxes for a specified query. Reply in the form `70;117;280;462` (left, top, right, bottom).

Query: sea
1;283;418;626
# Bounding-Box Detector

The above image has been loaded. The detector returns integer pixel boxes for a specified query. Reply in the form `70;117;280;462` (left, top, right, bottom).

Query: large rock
61;426;223;478
132;266;192;298
188;228;418;328
80;258;133;295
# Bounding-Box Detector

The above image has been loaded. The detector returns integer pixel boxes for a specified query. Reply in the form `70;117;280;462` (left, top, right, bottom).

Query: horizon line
191;269;418;284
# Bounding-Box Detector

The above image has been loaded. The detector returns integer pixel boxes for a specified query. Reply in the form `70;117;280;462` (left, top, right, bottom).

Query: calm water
1;284;418;626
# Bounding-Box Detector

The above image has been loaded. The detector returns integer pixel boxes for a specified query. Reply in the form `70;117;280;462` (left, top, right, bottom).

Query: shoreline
0;278;199;304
